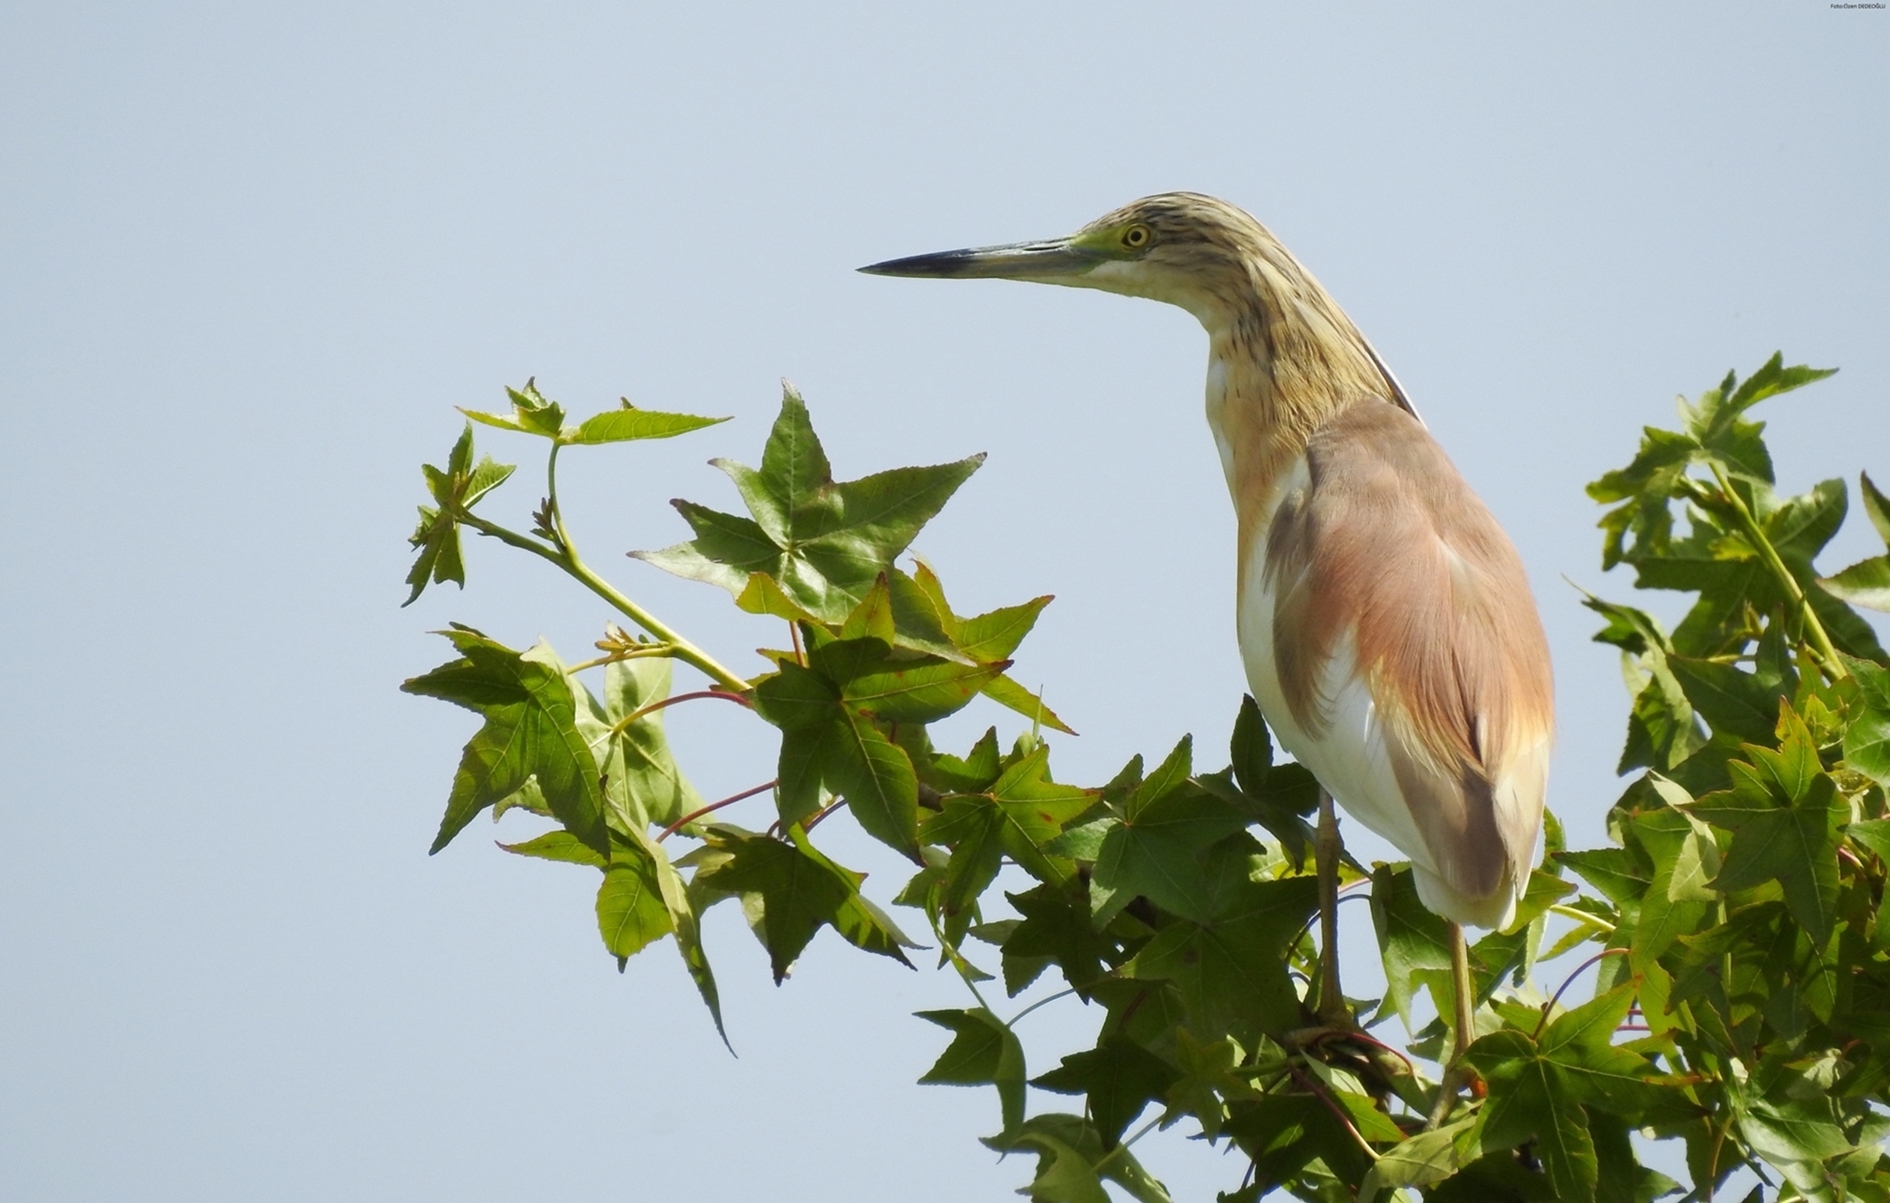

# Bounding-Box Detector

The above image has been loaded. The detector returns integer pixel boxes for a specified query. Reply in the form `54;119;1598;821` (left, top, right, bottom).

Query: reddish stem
642;689;753;717
1534;948;1630;1040
1286;1061;1375;1155
656;779;778;841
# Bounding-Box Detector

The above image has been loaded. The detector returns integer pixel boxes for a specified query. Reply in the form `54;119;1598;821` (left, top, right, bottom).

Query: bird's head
863;192;1418;421
860;192;1277;329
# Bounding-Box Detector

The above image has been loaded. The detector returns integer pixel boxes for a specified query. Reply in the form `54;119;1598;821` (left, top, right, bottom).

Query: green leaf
564;402;726;445
1861;471;1890;545
1230;695;1272;797
460;379;566;438
840;654;1009;724
983;1114;1174;1203
1468;1030;1600;1203
1160;1029;1254;1140
498;830;605;867
979;673;1077;735
1371;863;1452;1029
1554;849;1648;908
695;832;914;982
596;838;672;964
1820;554;1890;613
623;821;725;1044
1223;1093;1373;1193
916;1006;1026;1134
1704;770;1844;941
402;629;608;855
1089;783;1252;926
1357;1119;1474;1202
1725;353;1838;414
403;425;516;604
1031;1036;1181;1148
633;385;984;631
1001;884;1119;997
921;745;1097;910
590;657;704;831
1667;656;1787;744
955;594;1053;662
1122;865;1318;1042
828;710;921;858
1846;817;1890;862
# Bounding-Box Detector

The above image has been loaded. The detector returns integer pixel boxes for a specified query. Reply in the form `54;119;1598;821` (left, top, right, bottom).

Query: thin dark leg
1315;788;1346;1025
1450;922;1475;1061
1428;921;1477;1128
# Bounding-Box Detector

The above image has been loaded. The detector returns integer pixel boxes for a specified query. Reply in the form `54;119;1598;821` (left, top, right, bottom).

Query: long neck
1199;249;1395;575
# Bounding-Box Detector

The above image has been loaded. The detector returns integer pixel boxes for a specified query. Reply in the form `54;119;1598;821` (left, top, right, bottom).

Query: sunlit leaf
402;629;608;854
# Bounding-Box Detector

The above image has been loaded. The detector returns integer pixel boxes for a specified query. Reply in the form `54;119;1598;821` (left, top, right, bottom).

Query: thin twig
565;645;677;673
593;690;753;748
802;797;849;833
1548;902;1616;935
1286;1062;1379;1160
1534;948;1630;1040
656;780;778;841
1705;462;1847;680
1007;989;1077;1030
1091;1115;1166;1175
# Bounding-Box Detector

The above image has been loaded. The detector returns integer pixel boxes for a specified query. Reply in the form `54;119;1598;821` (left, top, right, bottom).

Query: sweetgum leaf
1002;884;1117;997
982;1114;1174;1203
1089;786;1252;926
1223;1093;1373;1192
596;839;672;964
403;425;515;605
1820;554;1890;613
498;830;605;867
1356;1119;1474;1202
633;385;983;629
1371;863;1452;1028
1122;863;1317;1042
402;629;608;855
1667;656;1787;744
1031;1036;1180;1147
1705;771;1843;942
591;657;703;830
695;832;913;982
1468;1030;1600;1203
1861;471;1890;545
979;674;1076;735
916;1006;1026;1133
565;402;725;445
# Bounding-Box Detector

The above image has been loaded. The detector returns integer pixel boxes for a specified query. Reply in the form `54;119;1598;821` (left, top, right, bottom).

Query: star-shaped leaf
401;627;608;855
633;384;983;632
916;1006;1026;1134
1841;656;1890;784
404;425;515;604
981;1114;1174;1203
693;830;914;983
1122;846;1318;1042
1031;1036;1181;1147
460;378;725;445
596;835;673;964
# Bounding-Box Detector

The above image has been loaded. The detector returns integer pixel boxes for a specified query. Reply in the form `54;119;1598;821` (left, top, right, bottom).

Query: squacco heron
862;193;1553;1069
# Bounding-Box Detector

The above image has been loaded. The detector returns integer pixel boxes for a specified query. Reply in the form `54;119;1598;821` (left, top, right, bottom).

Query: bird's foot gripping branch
403;360;1890;1202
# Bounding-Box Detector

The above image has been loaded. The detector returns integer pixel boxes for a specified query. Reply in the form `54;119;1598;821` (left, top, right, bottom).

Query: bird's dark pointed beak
859;237;1103;281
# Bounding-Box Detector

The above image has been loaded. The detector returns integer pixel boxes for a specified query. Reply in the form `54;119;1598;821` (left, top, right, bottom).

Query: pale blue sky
3;3;1886;1200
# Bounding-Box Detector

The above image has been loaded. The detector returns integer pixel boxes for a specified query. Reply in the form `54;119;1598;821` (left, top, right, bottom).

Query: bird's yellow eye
1121;224;1151;250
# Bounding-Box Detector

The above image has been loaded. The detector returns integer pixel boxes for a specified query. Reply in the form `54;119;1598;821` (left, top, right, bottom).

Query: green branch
1705;462;1847;679
457;510;752;692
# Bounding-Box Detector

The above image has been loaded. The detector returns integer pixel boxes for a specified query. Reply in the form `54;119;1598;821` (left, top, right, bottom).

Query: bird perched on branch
862;193;1553;1070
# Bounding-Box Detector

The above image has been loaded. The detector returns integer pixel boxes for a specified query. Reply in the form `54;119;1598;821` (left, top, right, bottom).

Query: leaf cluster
402;362;1890;1201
